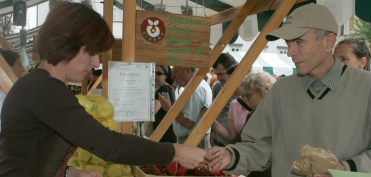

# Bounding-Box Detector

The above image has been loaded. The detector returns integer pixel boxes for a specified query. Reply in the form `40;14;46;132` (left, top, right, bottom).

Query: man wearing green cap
206;3;371;177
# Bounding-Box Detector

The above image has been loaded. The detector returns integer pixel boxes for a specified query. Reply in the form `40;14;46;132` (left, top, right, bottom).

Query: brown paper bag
291;145;338;176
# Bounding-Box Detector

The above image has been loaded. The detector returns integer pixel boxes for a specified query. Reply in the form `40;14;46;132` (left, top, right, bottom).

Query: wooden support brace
0;54;17;94
210;0;307;25
185;0;297;146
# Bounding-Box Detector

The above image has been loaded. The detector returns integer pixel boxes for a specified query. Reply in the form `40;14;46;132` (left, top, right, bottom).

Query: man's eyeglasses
243;92;257;99
155;71;166;76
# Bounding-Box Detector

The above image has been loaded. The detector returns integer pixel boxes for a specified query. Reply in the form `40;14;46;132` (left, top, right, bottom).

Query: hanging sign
135;10;211;68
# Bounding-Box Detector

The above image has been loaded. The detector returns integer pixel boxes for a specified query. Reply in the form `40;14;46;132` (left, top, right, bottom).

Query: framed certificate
108;61;155;122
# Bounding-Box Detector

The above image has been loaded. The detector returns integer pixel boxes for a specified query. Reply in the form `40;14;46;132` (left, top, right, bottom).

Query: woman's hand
172;144;207;169
158;93;171;111
68;167;103;177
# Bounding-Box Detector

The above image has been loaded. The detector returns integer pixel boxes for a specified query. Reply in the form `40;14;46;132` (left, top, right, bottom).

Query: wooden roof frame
150;0;301;145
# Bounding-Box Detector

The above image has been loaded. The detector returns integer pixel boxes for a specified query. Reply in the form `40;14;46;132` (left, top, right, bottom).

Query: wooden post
81;78;88;95
150;0;259;142
101;0;113;99
121;0;136;134
184;0;297;146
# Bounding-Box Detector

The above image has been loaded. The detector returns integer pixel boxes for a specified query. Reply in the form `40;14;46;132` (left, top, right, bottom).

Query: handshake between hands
173;144;231;171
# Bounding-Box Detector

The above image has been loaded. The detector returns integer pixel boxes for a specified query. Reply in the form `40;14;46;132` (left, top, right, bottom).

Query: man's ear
324;33;336;53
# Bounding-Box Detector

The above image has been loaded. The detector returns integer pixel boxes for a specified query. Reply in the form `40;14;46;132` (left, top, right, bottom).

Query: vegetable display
68;94;132;177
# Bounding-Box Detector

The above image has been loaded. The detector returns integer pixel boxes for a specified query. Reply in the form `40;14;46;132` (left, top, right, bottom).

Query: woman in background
239;71;275;177
153;65;177;143
334;36;370;71
0;49;24;132
0;49;24;78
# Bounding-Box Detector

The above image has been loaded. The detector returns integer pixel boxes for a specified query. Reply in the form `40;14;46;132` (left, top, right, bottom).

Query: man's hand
309;162;345;177
68;167;103;177
206;146;232;172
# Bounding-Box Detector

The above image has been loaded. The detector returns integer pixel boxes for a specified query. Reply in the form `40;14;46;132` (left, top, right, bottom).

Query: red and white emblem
140;17;166;43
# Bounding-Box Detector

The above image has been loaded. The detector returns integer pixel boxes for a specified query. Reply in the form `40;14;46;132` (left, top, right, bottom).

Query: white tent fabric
228;52;296;76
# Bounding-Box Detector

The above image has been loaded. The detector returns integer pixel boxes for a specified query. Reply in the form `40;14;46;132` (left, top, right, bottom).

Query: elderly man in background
171;67;212;149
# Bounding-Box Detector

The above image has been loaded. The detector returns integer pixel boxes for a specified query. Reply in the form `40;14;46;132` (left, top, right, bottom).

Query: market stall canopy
228;51;296;76
1;0;370;22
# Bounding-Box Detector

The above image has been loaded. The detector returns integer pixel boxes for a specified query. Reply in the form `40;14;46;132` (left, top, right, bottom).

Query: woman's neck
38;61;67;83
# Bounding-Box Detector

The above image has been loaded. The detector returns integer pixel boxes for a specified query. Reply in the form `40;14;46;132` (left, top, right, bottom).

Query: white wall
37;2;49;26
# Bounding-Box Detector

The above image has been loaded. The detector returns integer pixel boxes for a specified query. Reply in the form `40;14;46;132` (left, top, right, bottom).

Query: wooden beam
270;0;307;10
120;0;136;135
185;0;297;146
87;75;102;95
210;0;307;25
150;0;259;142
102;0;113;99
0;34;12;50
0;54;18;94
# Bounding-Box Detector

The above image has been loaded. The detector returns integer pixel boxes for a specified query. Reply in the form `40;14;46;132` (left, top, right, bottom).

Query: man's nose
287;46;297;57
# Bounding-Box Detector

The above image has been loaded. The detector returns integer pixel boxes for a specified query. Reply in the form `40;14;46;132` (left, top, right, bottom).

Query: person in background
152;65;177;143
171;66;212;149
0;49;24;132
88;69;102;90
237;71;275;177
0;49;24;79
209;75;218;88
86;68;95;90
207;4;371;176
212;64;248;143
211;53;237;147
0;3;210;177
334;36;370;71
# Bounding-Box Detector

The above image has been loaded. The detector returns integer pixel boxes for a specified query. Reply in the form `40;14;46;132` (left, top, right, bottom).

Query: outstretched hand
172;144;210;169
206;146;232;172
